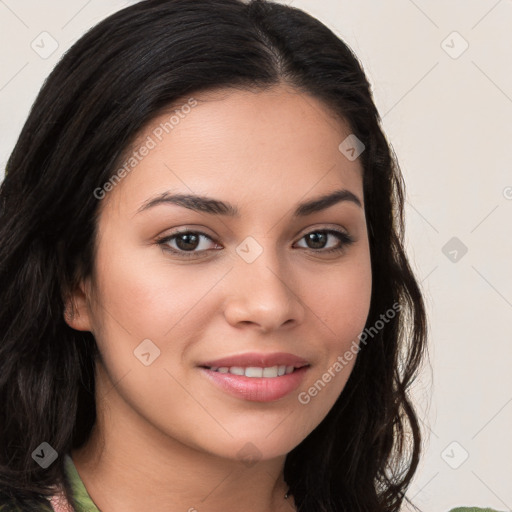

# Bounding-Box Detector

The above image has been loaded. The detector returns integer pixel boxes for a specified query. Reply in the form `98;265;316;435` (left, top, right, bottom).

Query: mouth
197;352;311;402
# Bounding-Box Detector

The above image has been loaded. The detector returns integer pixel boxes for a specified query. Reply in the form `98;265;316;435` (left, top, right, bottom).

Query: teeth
246;367;264;377
209;365;299;378
262;366;277;377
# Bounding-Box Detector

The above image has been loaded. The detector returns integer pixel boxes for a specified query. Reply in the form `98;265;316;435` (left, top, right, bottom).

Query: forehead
101;84;364;217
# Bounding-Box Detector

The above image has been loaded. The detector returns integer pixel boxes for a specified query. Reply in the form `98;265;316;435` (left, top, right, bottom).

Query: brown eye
157;230;219;258
295;229;354;253
174;232;200;251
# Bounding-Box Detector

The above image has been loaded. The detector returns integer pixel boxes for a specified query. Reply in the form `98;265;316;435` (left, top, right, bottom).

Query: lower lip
199;366;309;402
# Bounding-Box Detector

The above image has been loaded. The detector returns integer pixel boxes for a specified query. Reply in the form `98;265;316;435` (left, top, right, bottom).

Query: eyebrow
136;188;363;217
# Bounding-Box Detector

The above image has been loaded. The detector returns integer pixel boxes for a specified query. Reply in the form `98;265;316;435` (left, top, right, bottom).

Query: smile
198;352;311;402
206;365;298;378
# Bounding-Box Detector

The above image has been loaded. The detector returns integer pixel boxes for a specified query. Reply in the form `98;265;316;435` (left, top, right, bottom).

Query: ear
63;279;94;332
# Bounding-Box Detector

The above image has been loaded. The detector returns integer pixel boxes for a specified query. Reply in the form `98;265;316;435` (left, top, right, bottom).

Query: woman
0;1;499;511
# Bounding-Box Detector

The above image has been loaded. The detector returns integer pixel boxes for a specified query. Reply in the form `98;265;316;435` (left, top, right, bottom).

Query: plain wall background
1;1;511;511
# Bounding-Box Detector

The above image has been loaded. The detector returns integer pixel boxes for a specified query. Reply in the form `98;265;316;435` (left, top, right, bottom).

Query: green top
58;453;100;511
449;509;505;512
0;455;505;511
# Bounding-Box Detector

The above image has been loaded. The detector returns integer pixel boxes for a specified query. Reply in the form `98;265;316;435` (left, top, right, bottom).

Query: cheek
298;253;372;406
310;256;372;349
91;241;205;341
293;265;371;440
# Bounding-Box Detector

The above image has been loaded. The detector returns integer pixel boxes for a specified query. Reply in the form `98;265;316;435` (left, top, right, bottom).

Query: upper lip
199;352;310;369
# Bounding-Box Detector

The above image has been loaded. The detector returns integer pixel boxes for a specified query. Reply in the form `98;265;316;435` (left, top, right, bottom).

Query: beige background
1;1;511;511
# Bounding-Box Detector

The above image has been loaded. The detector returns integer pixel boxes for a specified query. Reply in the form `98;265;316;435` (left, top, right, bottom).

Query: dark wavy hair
0;0;428;510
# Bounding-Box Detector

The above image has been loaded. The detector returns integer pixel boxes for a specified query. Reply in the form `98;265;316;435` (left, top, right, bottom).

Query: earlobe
63;281;93;332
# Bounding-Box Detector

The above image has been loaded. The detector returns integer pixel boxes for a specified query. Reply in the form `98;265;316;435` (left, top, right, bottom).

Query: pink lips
198;352;310;402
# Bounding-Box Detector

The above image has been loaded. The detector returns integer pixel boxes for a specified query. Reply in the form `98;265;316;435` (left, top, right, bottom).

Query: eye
157;230;220;258
294;229;355;254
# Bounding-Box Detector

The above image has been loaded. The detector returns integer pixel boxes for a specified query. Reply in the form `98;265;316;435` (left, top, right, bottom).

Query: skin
66;83;372;512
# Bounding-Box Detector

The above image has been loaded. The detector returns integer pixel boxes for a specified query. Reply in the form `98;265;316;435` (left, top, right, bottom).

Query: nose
222;248;306;333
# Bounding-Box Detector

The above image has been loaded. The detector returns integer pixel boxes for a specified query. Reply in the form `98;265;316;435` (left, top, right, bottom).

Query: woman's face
69;84;372;462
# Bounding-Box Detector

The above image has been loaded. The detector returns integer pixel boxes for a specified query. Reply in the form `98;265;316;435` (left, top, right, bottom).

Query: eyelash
156;228;355;259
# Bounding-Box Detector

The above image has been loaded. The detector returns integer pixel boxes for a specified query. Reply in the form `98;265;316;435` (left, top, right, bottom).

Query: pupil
307;232;327;249
177;233;199;251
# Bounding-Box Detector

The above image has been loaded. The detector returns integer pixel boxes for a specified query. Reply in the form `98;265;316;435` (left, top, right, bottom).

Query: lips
198;352;310;402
